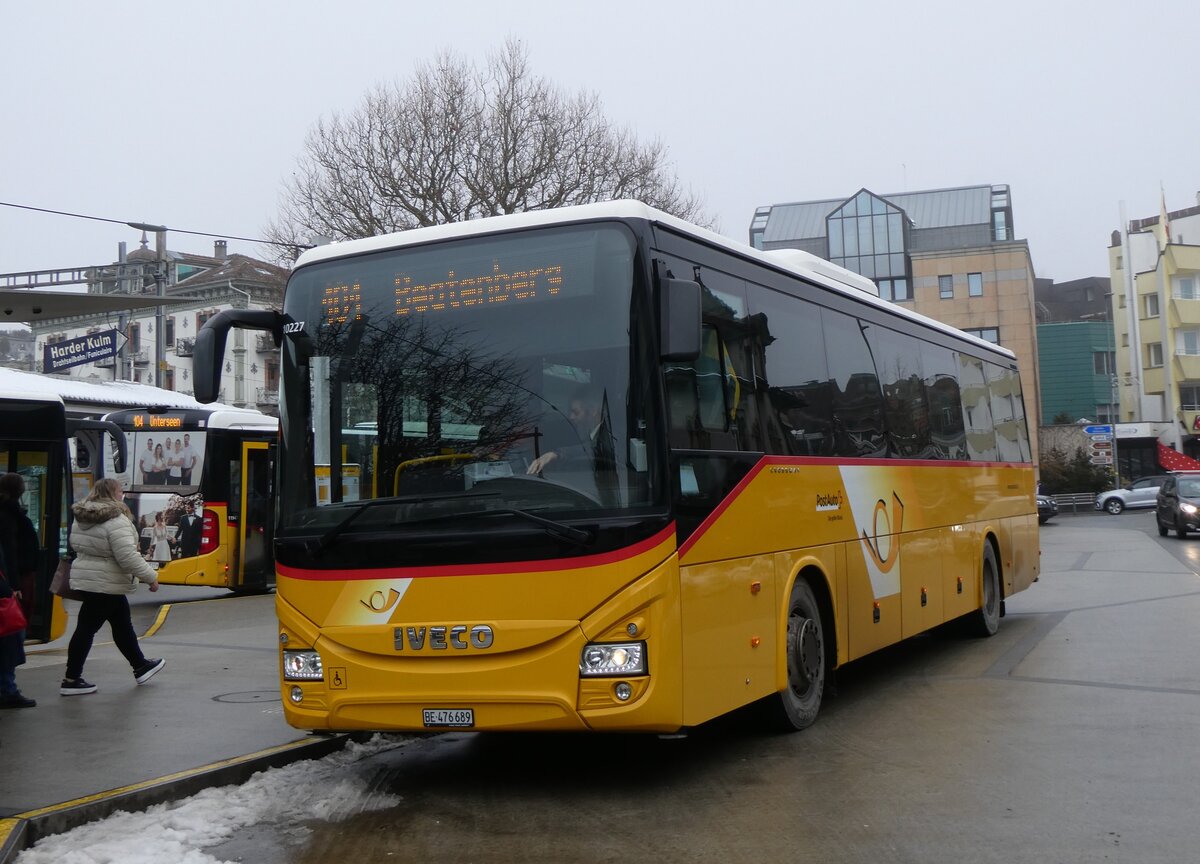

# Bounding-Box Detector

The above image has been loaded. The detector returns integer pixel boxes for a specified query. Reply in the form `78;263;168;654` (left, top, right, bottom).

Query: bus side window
749;284;833;457
958;354;997;461
665;365;702;446
696;327;726;431
920;342;967;460
664;326;741;451
822;308;888;458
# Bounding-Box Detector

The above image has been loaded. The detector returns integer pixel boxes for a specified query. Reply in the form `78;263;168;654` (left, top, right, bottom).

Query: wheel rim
787;607;822;697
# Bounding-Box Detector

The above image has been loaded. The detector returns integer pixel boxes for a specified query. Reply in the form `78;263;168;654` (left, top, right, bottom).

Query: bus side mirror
67;420;127;474
660;278;701;362
195;310;284;403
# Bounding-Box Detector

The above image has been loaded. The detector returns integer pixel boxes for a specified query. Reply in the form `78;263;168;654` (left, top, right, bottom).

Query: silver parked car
1095;475;1173;514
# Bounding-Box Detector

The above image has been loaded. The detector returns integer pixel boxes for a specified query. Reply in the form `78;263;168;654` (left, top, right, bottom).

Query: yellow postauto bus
102;406;277;593
192;201;1039;733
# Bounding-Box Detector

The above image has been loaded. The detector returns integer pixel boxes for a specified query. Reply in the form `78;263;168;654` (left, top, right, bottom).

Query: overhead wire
0;200;311;250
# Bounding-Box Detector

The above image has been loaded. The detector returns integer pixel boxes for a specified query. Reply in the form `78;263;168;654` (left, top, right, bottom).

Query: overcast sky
4;0;1198;286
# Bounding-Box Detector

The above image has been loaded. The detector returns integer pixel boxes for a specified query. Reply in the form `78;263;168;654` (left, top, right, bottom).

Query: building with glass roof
750;184;1041;442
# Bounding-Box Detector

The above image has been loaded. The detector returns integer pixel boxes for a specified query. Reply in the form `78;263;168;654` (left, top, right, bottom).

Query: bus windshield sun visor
306;491;501;555
305;492;593;555
403;507;593;547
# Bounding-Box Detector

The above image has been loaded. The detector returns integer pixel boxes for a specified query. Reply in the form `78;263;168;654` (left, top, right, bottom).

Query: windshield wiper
407;507;593;547
307;491;499;555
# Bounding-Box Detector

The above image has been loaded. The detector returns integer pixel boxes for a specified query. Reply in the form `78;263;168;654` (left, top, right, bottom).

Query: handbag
50;557;84;601
0;594;27;637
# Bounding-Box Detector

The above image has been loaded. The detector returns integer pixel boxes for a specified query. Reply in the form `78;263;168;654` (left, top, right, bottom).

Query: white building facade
29;241;287;415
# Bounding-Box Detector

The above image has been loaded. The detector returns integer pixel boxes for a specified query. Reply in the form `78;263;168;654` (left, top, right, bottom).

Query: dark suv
1155;473;1200;537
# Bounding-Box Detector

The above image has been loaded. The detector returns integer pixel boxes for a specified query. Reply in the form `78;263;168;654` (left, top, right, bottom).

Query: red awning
1157;441;1200;471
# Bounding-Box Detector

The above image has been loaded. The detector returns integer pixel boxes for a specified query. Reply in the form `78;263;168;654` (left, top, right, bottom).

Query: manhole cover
213;690;281;704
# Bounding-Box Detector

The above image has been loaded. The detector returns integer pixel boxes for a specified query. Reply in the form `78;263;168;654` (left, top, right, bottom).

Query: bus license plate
423;708;474;728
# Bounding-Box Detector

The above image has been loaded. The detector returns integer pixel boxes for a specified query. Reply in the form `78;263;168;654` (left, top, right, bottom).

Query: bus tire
969;542;1001;637
766;578;826;732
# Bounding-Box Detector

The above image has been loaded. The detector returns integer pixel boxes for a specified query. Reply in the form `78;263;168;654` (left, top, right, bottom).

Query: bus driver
526;385;614;476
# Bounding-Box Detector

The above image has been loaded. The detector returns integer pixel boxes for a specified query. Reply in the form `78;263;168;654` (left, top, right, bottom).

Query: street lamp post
127;221;168;388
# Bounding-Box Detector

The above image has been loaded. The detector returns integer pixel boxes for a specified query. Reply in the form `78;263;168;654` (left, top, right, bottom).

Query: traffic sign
1091;441;1112;451
1084;424;1113;435
1090;433;1113;442
1090;455;1113;465
43;328;126;373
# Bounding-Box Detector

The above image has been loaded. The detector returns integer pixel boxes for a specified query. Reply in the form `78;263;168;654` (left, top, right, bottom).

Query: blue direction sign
43;329;126;373
1084;424;1113;435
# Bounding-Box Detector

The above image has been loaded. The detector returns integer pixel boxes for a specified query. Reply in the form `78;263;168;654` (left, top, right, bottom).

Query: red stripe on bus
750;454;1031;470
277;522;678;581
676;460;769;559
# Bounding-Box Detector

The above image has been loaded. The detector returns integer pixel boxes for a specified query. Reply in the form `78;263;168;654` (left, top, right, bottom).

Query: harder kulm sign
43;329;126;373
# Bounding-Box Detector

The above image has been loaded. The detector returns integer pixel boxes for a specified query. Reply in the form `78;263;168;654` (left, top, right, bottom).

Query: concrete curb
0;733;353;862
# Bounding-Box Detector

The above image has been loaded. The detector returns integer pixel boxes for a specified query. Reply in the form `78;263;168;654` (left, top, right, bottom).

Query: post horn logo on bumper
394;625;495;651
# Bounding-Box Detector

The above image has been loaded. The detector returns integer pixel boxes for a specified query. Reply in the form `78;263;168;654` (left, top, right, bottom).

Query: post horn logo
360;588;402;615
860;492;904;572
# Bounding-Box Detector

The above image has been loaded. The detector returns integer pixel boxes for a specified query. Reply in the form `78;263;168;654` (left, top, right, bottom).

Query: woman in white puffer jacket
60;478;165;696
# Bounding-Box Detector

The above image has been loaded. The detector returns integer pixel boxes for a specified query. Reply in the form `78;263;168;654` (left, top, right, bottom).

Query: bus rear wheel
767;579;826;732
969;543;1001;637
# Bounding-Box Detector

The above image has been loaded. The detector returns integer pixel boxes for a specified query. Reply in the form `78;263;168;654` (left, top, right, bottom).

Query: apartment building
1109;194;1200;460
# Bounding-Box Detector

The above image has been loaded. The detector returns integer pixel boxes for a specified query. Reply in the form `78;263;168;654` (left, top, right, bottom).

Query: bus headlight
282;650;324;681
579;642;646;677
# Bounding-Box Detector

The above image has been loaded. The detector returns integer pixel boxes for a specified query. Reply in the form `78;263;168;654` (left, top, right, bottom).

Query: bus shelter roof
0;289;187;323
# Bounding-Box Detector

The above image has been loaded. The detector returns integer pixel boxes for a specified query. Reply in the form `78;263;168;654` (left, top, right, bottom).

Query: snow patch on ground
16;735;409;864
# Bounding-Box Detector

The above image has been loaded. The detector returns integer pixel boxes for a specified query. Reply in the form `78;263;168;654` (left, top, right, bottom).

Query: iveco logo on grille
394;625;495;651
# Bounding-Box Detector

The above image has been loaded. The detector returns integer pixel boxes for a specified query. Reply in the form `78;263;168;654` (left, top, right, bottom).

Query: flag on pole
1157;187;1171;252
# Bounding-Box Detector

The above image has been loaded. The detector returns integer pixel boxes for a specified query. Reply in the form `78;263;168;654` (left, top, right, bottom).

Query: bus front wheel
768;579;826;732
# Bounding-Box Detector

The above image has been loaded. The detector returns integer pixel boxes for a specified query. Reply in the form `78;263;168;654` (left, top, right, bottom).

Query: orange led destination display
320;260;565;324
131;413;184;429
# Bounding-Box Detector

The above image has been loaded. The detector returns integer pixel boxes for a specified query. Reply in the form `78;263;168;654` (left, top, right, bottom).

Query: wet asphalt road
208;509;1200;864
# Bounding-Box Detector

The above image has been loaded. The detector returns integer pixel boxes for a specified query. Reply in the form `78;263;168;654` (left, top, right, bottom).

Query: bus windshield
277;223;664;546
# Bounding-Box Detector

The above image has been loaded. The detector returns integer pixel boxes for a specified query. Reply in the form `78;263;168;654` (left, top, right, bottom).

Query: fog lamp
614;682;633;701
289;686;304;704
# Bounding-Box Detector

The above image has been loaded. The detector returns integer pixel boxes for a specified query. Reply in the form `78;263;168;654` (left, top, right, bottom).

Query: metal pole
127;221;169;389
1119;202;1143;422
155;229;166;389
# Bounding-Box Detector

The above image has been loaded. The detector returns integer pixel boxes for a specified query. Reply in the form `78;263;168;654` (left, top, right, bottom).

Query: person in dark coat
0;472;38;709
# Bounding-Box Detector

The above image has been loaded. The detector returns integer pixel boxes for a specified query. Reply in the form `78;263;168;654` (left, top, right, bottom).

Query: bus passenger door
237;441;274;590
0;441;67;643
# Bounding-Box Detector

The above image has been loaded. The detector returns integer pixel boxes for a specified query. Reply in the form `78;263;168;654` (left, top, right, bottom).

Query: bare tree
264;40;709;263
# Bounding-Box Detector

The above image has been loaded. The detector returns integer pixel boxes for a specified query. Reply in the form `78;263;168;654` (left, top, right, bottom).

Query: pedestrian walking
61;478;164;695
0;472;37;709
